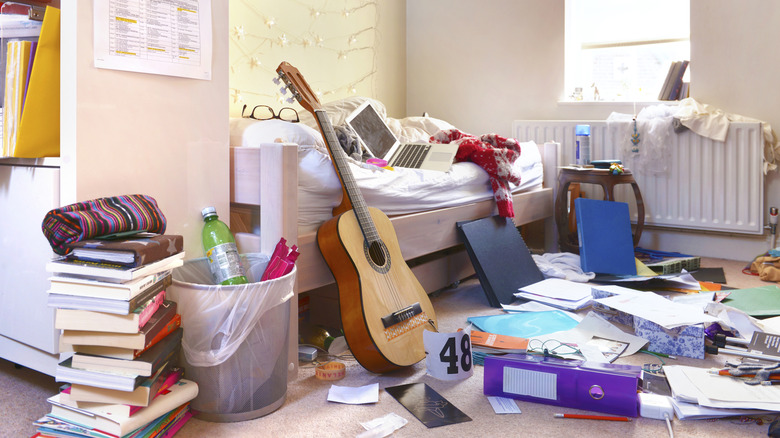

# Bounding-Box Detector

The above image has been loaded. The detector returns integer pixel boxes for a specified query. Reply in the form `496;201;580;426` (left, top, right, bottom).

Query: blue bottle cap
575;125;591;136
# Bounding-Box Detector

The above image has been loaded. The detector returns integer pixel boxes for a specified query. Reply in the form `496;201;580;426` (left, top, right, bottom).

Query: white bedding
230;98;543;232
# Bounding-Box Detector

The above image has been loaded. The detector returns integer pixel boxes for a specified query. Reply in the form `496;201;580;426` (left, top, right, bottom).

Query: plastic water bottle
576;124;591;165
201;206;248;285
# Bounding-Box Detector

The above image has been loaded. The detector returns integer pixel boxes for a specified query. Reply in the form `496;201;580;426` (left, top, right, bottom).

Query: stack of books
35;233;198;438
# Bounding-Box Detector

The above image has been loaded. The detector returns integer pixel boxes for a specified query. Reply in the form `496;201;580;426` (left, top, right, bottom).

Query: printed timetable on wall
93;0;213;80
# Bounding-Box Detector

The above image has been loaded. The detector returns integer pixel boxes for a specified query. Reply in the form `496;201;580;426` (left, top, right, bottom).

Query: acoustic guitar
276;61;437;373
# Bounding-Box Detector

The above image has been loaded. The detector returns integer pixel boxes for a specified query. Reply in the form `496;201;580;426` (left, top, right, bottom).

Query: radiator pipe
770;206;778;250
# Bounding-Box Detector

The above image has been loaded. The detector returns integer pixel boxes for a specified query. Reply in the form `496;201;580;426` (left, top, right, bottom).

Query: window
565;0;690;102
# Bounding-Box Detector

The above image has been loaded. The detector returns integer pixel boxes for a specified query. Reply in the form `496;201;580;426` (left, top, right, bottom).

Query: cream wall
61;1;230;259
228;1;406;118
407;0;780;261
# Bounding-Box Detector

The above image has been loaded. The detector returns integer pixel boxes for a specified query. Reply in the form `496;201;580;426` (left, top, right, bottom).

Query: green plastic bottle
201;206;248;285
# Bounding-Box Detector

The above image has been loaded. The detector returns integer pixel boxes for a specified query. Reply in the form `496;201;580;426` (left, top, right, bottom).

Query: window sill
557;100;679;107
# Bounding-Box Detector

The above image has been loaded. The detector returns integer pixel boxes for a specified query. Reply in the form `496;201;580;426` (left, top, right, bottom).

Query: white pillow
229;118;324;148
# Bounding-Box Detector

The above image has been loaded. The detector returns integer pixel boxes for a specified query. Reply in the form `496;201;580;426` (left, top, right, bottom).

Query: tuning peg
279;86;288;95
286;97;295;104
272;77;281;85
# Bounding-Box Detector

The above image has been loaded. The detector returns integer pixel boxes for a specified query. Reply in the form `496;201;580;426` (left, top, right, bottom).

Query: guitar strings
316;109;406;311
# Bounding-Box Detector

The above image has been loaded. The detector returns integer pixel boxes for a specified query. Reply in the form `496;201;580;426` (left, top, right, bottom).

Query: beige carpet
3;257;778;437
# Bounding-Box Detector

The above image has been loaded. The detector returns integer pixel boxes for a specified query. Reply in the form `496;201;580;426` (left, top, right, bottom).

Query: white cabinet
0;158;61;375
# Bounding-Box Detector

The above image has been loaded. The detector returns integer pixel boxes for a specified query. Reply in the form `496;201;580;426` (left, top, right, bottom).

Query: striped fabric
41;194;167;255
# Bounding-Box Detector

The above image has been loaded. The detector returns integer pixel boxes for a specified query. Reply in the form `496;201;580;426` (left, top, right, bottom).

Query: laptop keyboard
388;144;431;168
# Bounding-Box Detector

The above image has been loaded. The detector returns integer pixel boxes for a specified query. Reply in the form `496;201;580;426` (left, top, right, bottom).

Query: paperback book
46;252;185;283
45;379;198;437
54;297;172;334
70;328;183;377
64;314;181;360
47;273;172;315
59;302;178;350
59;366;183;415
67;365;183;407
48;270;170;300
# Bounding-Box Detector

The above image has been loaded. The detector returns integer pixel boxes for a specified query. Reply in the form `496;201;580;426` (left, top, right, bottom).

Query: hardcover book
55;298;174;334
70;328;182;377
66;233;183;267
456;215;544;307
46;251;185;283
47;273;172;314
59;302;178;350
575;198;637;276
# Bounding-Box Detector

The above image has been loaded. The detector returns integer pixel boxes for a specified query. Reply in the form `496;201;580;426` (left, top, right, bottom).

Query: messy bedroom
3;0;780;437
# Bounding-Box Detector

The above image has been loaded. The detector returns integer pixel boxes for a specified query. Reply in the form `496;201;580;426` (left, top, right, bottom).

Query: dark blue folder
457;215;544;307
575;198;637;276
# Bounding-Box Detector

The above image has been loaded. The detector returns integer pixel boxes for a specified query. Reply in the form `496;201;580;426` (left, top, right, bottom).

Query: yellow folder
11;6;60;158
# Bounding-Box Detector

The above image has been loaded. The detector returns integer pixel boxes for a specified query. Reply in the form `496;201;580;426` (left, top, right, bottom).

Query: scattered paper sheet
502;301;563;313
518;279;593;301
358;413;408;438
531;312;648;359
487;396;522;414
665;365;780;411
327;383;379;404
595;292;719;329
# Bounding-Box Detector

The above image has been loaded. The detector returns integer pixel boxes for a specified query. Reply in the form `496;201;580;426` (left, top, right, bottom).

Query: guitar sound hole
365;240;391;274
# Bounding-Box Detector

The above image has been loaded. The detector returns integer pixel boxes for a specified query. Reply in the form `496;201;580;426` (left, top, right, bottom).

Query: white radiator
513;120;765;234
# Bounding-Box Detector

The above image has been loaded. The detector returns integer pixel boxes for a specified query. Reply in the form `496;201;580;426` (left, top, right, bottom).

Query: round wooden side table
555;167;645;254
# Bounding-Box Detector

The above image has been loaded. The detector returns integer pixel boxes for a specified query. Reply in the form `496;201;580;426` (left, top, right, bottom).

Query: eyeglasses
242;104;299;122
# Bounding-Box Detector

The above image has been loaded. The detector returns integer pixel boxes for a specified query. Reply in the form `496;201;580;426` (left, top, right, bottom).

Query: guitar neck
314;109;380;243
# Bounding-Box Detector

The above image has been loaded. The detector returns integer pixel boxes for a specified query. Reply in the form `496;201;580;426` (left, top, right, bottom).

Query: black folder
457;215;544;308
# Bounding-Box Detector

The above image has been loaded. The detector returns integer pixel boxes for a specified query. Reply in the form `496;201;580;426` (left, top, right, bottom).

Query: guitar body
318;207;436;373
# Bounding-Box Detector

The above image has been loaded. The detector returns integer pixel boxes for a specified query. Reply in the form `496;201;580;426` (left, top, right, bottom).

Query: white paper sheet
595;292;719;329
327;383;379;404
518;278;594;301
532;312;648;359
487;396;522;414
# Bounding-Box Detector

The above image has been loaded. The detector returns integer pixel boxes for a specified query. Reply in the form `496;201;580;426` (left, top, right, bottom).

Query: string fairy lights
229;0;379;111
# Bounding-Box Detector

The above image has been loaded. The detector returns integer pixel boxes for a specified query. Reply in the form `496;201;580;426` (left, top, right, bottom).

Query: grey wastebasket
167;253;295;422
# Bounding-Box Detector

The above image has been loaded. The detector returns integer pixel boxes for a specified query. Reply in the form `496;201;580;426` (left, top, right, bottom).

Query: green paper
722;285;780;317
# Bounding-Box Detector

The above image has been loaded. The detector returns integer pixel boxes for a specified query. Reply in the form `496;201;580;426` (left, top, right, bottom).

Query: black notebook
457;215;544;307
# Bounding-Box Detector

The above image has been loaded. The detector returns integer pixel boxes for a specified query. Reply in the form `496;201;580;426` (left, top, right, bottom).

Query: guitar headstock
276;61;322;114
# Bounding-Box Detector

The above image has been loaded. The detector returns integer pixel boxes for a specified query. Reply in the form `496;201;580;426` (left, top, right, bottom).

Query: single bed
228;98;559;376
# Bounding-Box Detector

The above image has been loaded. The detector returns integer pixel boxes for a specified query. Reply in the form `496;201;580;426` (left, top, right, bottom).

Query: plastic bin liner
167;253;295;420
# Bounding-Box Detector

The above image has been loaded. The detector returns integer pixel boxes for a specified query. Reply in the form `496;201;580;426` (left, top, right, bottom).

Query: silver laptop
345;101;458;172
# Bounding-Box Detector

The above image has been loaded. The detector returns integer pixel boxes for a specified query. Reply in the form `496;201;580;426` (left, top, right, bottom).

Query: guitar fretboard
315;109;380;243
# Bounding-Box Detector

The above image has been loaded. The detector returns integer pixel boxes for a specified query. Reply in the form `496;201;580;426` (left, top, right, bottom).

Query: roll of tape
366;158;388;167
315;361;346;381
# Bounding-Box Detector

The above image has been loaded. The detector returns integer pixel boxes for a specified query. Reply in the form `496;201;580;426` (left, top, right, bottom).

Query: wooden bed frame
229;141;560;378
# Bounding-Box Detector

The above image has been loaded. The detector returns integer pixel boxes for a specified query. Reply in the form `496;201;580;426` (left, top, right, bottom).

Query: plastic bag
167;253;295;368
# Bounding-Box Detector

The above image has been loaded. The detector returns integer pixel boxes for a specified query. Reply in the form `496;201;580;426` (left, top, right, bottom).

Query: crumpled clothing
750;256;780;283
675;98;779;173
430;129;522;217
532;252;595;283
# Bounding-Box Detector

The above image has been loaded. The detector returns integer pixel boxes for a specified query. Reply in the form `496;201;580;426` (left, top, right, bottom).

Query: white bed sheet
230;112;543;233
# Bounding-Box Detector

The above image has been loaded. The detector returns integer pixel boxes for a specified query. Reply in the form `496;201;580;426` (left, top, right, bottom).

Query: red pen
553;413;631;422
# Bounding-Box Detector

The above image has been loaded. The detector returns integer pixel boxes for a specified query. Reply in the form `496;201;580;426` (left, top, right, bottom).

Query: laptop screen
347;103;397;158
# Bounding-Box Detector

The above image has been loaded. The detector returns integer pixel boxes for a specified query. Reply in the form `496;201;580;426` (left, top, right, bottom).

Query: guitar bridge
382;303;423;328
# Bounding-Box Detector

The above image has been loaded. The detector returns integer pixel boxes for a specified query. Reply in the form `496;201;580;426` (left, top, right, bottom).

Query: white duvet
230;97;543;232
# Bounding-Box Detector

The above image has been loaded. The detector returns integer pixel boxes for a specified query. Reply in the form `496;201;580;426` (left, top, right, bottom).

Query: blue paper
467;311;579;339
